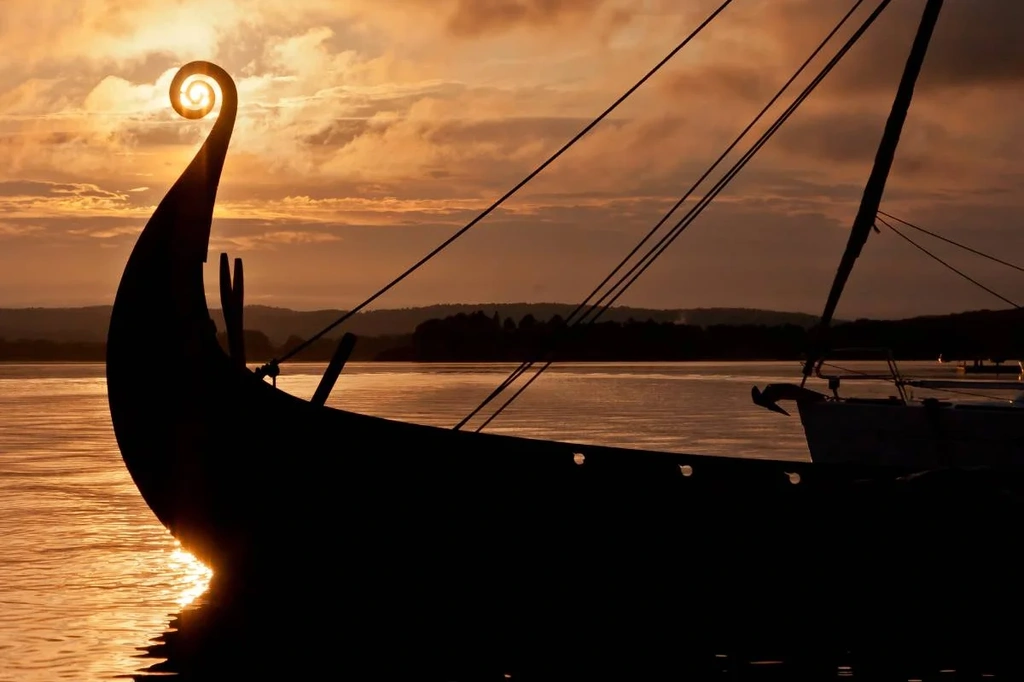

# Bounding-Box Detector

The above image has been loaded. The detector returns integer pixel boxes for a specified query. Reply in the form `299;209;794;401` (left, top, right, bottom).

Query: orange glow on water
168;543;213;609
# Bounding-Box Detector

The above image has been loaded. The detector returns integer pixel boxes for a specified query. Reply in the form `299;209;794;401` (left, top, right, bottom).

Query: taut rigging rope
254;0;737;380
878;209;1024;275
456;0;871;430
466;0;896;431
876;214;1020;308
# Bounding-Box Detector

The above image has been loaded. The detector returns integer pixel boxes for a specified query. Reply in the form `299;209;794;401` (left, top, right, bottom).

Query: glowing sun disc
177;77;217;116
187;81;209;105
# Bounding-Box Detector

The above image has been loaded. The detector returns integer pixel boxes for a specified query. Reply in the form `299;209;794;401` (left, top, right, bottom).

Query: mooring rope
254;0;737;380
468;0;895;431
456;0;871;429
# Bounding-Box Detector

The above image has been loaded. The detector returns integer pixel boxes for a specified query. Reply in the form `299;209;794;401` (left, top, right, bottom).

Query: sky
1;0;1022;318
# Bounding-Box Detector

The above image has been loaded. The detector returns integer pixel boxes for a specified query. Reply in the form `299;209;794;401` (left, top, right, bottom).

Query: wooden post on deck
219;253;247;369
311;332;358;406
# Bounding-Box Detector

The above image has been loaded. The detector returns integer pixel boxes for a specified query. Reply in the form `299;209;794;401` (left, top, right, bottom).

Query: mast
801;0;945;382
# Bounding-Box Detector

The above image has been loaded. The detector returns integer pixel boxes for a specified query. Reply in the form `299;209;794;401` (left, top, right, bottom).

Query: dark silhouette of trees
368;307;1024;362
3;307;1024;363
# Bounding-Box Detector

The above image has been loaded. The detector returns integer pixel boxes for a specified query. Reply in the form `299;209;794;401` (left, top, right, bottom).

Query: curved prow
108;60;238;349
128;62;237;273
105;62;239;531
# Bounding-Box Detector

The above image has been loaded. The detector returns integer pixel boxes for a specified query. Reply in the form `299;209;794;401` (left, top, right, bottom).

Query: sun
175;75;219;119
186;81;211;109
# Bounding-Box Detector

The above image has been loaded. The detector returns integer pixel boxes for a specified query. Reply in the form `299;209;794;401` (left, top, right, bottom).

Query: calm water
0;359;1006;680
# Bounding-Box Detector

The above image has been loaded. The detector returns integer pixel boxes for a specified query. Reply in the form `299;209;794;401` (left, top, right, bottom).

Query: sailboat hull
797;398;1024;468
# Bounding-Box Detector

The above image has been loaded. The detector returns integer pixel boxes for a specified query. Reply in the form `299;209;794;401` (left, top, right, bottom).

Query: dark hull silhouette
108;61;1024;667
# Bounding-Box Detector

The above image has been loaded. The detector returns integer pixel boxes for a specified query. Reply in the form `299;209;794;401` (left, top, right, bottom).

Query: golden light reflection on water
168;543;213;608
0;366;220;681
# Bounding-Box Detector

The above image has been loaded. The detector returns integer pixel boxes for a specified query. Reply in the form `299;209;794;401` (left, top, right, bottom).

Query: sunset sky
1;0;1022;318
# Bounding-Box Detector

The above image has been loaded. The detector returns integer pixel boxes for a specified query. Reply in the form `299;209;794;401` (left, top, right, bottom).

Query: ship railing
811;347;1024;403
811;347;909;403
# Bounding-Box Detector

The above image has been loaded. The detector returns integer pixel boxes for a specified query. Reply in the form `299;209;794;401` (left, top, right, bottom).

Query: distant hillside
676;308;824;328
0;303;834;345
0;306;112;343
3;305;1022;362
218;304;683;344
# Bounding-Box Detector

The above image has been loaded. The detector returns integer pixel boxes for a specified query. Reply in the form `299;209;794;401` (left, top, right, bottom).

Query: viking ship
106;0;1024;665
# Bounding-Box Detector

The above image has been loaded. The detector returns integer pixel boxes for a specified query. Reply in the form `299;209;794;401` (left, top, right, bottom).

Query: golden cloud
1;0;1022;312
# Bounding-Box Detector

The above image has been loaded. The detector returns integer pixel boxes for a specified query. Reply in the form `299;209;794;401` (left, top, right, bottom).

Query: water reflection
167;546;213;609
0;366;212;681
134;576;758;680
130;574;1019;681
132;576;515;680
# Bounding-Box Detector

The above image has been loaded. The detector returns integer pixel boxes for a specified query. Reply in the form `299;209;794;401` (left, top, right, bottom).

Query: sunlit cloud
0;0;1022;317
0;221;45;238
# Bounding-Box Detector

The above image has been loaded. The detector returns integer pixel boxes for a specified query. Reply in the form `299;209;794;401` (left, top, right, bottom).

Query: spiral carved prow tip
168;61;238;122
151;61;238;266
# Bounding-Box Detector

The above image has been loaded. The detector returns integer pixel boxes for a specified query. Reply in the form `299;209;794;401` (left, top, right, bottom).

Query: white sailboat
751;0;1024;469
755;354;1024;468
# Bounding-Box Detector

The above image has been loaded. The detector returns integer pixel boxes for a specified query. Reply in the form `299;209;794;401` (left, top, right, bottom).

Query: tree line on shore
2;307;1023;363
